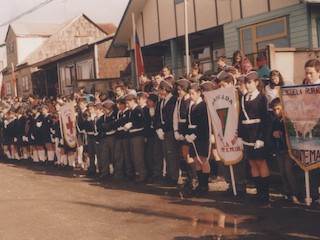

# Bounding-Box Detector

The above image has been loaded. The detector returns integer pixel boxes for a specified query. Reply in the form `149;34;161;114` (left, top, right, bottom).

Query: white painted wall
16;37;48;64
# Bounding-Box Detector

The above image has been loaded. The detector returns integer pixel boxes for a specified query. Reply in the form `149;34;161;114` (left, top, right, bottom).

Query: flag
60;102;77;148
0;73;4;97
203;87;243;165
11;62;17;97
134;31;145;85
281;84;320;171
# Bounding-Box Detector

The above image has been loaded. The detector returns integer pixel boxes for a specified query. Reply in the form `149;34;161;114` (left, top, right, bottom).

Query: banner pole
305;170;311;206
229;165;237;196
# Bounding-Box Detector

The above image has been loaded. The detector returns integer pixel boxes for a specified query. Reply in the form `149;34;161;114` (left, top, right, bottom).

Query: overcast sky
0;0;129;43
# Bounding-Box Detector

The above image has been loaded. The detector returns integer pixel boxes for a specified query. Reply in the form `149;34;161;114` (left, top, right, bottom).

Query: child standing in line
270;98;304;203
185;83;211;196
238;71;270;204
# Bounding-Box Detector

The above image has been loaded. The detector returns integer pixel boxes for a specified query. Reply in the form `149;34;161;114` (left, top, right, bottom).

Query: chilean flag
134;31;145;83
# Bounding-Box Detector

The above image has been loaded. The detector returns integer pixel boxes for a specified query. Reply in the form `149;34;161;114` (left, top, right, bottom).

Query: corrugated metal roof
10;22;62;37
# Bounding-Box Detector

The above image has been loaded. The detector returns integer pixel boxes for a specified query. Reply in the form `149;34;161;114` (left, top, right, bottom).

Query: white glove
238;137;244;151
210;134;215;144
31;134;35;140
22;136;26;142
254;140;264;149
36;122;42;128
185;133;197;143
156;128;165;140
179;134;185;141
14;137;17;142
124;122;133;130
60;138;64;145
174;131;180;141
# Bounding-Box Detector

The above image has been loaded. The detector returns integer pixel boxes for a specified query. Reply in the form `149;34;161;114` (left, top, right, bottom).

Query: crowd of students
0;52;319;206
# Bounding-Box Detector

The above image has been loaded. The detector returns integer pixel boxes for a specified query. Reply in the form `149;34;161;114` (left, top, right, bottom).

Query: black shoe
86;171;96;177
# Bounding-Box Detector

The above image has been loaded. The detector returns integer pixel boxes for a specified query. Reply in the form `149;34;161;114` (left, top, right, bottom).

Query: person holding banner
270;98;304;203
303;59;320;205
185;83;211;196
217;71;248;198
238;71;270;205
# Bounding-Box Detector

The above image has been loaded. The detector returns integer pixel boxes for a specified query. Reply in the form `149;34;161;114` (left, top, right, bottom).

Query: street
0;160;319;240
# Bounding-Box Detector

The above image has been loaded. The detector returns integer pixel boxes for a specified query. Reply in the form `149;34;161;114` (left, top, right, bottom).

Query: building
106;0;320;83
3;14;130;97
2;22;61;97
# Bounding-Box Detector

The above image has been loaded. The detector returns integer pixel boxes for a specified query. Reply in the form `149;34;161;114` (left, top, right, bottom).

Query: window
59;65;75;87
76;59;94;79
7;42;14;55
22;76;29;91
183;46;212;74
240;17;289;54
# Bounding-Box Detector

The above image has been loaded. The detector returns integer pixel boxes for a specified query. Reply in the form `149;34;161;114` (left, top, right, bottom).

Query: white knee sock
61;154;68;165
32;151;39;162
38;150;47;162
47;151;55;162
68;154;76;167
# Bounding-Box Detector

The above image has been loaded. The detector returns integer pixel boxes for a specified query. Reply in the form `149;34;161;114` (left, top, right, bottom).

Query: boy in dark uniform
113;97;134;181
156;80;180;185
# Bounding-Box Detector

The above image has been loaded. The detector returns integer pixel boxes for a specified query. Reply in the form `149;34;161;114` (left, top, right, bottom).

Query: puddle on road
174;211;259;239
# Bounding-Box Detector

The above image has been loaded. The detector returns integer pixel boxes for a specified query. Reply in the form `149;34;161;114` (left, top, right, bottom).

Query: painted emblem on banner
60;102;77;148
281;84;320;171
203;87;243;165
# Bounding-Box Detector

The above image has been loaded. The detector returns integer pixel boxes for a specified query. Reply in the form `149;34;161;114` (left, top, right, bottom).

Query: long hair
269;70;284;89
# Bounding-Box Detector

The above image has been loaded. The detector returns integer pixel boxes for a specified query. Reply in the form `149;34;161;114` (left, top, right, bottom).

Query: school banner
281;84;320;171
60;102;77;148
203;87;243;165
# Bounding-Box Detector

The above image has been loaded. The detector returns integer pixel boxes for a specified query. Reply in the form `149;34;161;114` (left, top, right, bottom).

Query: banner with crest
281;84;320;171
203;87;243;165
60;102;77;148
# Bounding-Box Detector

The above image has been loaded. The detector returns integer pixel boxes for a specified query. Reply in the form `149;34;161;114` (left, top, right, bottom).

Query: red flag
135;31;145;86
0;76;4;97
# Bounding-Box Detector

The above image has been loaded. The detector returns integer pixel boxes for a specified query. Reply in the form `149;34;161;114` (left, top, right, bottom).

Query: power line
0;0;57;28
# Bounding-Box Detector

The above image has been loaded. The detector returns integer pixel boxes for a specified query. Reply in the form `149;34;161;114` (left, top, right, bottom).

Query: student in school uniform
113;97;135;181
238;71;270;204
100;100;118;178
16;107;30;161
156;80;180;185
29;105;46;164
136;92;152;175
94;103;107;178
41;105;55;165
124;93;148;182
84;102;97;176
145;93;164;182
185;83;211;195
217;71;248;198
173;79;195;189
3;110;16;160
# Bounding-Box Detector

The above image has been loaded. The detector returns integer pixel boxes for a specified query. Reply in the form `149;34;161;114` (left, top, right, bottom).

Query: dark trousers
114;138;134;179
161;131;180;181
87;135;96;173
275;151;302;195
130;135;147;177
145;135;163;178
96;136;115;174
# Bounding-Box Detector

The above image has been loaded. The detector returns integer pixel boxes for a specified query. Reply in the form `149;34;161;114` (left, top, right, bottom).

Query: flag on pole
134;31;145;83
0;73;4;97
11;63;17;97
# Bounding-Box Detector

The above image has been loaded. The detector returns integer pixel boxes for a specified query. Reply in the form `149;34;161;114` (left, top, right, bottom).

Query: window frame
22;75;29;92
239;16;288;54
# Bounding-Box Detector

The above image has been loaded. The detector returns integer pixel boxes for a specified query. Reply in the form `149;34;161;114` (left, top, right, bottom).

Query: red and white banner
60;102;77;148
203;87;243;165
135;31;144;84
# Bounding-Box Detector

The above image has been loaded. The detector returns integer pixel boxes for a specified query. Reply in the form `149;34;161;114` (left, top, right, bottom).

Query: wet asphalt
0;159;319;240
